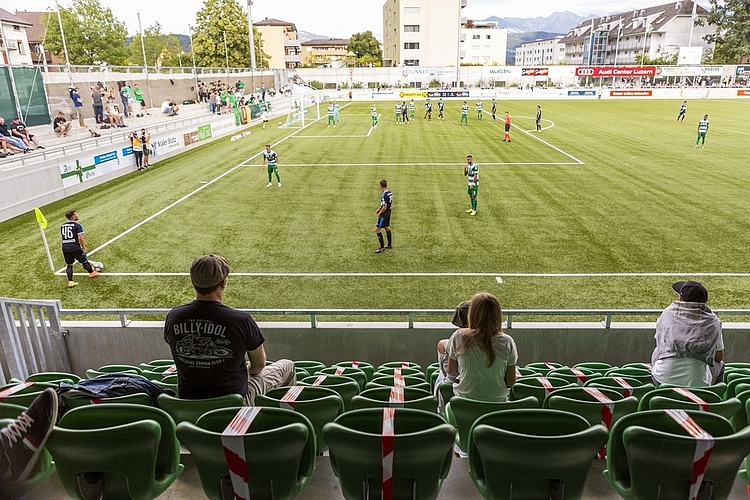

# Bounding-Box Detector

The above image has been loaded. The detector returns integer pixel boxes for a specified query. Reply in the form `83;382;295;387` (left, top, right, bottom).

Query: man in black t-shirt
164;254;296;404
52;112;72;137
10;117;43;149
61;210;98;288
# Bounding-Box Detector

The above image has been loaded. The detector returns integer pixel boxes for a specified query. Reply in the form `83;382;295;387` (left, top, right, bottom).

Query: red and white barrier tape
665;409;714;500
612;377;633;398
393;368;405;389
389;387;405;407
0;381;33;400
221;407;262;500
583;387;615;458
279;386;304;409
382;407;396;500
570;367;587;386
673;388;709;411
312;374;327;386
538;377;555;393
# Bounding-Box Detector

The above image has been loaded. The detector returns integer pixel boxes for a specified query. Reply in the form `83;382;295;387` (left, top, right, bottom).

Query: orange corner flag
34;207;48;229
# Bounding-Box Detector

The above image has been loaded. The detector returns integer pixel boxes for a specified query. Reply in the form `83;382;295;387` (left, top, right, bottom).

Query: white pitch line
54;113;330;274
297;135;370;138
511;122;585;165
280;162;581;167
366;114;382;137
66;271;750;278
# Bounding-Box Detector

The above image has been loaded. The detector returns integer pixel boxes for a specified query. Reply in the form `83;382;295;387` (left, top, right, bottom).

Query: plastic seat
0;402;26;419
511;377;574;407
379;361;422;371
295;368;310;381
157;393;245;425
26;371;81;384
91;364;143;375
547;366;604;386
523;361;563;376
375;366;426;380
323;408;455;500
425;362;440;381
86;369;147;380
177;406;316;500
437;381;455;411
293;360;327;374
315;366;368;391
0;417;56;498
62;392;152;410
445;396;538;452
468;409;608;500
620;362;652;370
604;410;750;500
658;381;727;396
574;361;614;371
299;374;360;411
334;361;376;382
724;375;750;398
732;388;750;430
583;376;655;400
352;386;438;413
515;366;541;378
46;403;184;500
648;396;741;420
637;387;722;411
256;386;344;453
0;383;50;408
367;375;431;393
544;387;638;428
604;367;653;386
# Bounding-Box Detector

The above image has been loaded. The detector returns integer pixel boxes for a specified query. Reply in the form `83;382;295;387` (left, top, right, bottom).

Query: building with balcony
13;11;64;68
0;8;33;66
253;18;302;69
461;20;508;66
515;36;565;66
383;0;465;67
562;1;714;66
300;38;350;67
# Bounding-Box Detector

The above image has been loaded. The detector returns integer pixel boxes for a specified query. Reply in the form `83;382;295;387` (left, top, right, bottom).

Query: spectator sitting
52;112;73;137
10;116;44;149
0;116;31;152
104;103;126;128
0;134;26;157
434;300;470;401
652;281;724;387
161;99;179;116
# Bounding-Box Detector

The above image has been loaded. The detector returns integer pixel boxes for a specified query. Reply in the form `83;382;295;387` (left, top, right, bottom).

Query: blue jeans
2;134;26;150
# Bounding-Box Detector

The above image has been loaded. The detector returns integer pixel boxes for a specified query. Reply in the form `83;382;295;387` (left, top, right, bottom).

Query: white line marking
54;113;330;274
296;135;370;138
511;122;585;165
366;114;382;137
280;162;581;167
63;271;750;278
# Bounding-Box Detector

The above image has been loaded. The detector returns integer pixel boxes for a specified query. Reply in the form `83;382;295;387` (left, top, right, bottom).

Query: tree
129;22;183;68
43;0;129;66
347;31;382;66
635;45;679;65
192;0;268;69
698;0;750;63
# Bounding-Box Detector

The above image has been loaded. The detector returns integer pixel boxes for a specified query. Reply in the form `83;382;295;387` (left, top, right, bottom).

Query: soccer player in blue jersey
375;179;393;253
536;105;542;131
424;99;433;120
437;99;445;120
61;210;99;288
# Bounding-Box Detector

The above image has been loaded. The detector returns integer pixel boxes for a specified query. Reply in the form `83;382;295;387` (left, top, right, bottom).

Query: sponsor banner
576;66;658;77
211;117;237;137
522;67;549;77
610;90;653;97
398;91;429;98
568;90;597;97
427;90;469;98
399;68;456;80
197;124;212;141
738;90;750;96
658;66;723;77
678;46;703;66
481;67;522;79
59;149;125;187
150;133;184;158
371;91;395;98
737;66;748;76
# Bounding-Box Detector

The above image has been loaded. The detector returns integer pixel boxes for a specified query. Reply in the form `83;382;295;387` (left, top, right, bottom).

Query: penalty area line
511;122;585;165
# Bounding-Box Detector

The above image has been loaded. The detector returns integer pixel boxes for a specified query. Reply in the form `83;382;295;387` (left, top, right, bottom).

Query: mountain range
482;11;594;34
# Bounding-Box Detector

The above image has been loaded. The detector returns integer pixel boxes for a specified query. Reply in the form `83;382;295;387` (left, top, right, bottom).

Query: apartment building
0;8;33;66
515;36;565;66
253;18;302;69
461;20;508;66
300;38;351;67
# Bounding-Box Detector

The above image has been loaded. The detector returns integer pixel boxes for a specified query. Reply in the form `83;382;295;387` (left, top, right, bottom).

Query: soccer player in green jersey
333;101;341;122
371;105;378;128
476;100;483;120
327;104;336;127
695;114;709;148
460;102;469;125
395;103;402;124
464;155;479;216
409;99;416;119
262;144;281;187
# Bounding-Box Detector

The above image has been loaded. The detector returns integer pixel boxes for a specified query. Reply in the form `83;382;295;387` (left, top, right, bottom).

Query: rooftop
0;7;34;27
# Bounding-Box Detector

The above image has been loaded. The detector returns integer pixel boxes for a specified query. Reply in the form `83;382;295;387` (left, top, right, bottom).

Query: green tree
192;0;268;68
130;22;183;68
43;0;128;66
635;45;679;65
347;31;382;66
697;0;750;63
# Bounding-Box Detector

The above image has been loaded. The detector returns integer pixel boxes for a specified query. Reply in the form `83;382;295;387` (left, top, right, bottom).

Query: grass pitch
4;98;750;312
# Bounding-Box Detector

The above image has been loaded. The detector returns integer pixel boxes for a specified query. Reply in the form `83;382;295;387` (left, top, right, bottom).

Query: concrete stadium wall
62;321;750;377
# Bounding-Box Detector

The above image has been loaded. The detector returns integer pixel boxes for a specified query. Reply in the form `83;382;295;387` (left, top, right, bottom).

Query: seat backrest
621;423;750;500
468;409;607;500
604;367;653;385
351;389;438;413
58;403;181;475
605;409;735;487
322;408;455;500
379;361;422;371
157;393;245;425
547;367;603;386
316;366;368;390
648;396;741;421
26;372;81;384
547;393;638;428
180;406;316;500
293;360;327;374
446;396;539;451
334;361;376;381
375;366;425;380
511;377;573;407
574;362;614;371
96;364;143;375
522;362;563;376
637;387;721;411
367;376;431;392
300;375;360;411
726;375;750;398
584;376;654;400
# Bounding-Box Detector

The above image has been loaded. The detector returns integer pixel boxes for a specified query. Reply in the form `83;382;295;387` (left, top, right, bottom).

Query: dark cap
450;300;471;328
190;254;230;288
672;281;708;303
12;116;19;120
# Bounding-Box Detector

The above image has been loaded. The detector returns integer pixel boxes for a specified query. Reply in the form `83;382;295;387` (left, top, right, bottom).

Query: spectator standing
140;128;151;168
261;83;266;101
133;84;149;116
129;131;144;170
164;254;296;404
91;87;104;124
52;111;73;137
120;83;132;117
71;87;85;126
9;117;43;149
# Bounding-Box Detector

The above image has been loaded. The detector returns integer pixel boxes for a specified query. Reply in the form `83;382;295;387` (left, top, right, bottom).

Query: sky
1;0;709;38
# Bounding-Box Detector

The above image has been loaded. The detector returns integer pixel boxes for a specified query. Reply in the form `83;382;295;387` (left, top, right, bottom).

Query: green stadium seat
177;406;316;500
544;387;638;432
375;366;426;380
574;361;614;371
299;374;360;411
523;361;563;376
293;360;327;374
26;372;81;384
157;393;245;425
367;375;431;393
315;366;368;391
511;377;574;407
334;361;376;382
352;386;438;413
468;409;607;500
323;408;455;500
547;366;604;386
637;387;722;412
648;396;741;421
379;361;422;371
583;376;655;400
604;367;654;386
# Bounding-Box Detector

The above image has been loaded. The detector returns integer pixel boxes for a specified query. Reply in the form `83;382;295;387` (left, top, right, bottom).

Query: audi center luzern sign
575;66;659;77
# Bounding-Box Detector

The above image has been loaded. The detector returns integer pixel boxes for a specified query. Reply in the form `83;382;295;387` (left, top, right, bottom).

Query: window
17;41;25;55
404;25;420;32
404;42;419;50
486;35;491;40
472;34;480;39
404;7;419;15
12;25;20;31
483;45;491;51
472;45;480;51
404;59;419;66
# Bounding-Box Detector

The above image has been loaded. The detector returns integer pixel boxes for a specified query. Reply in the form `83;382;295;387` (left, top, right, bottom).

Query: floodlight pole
188;25;199;100
223;31;230;86
688;0;698;47
455;0;461;88
247;0;257;71
138;13;154;109
54;0;74;89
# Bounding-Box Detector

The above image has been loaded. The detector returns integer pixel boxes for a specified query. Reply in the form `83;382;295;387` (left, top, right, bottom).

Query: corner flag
34;207;48;229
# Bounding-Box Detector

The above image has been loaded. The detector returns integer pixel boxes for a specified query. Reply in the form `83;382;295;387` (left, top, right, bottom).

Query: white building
0;8;33;66
461;20;508;66
515;36;565;66
383;0;465;67
563;1;715;65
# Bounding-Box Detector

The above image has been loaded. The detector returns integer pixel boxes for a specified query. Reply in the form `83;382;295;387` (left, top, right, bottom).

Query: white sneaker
278;182;282;187
266;182;272;187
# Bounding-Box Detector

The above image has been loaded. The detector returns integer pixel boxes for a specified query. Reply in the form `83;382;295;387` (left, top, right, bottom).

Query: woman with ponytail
446;292;518;401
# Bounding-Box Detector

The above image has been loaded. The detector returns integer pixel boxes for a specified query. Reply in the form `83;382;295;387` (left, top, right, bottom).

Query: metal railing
58;307;750;330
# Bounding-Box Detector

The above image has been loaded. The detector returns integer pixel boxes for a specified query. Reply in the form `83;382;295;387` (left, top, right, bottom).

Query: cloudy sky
1;0;708;38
